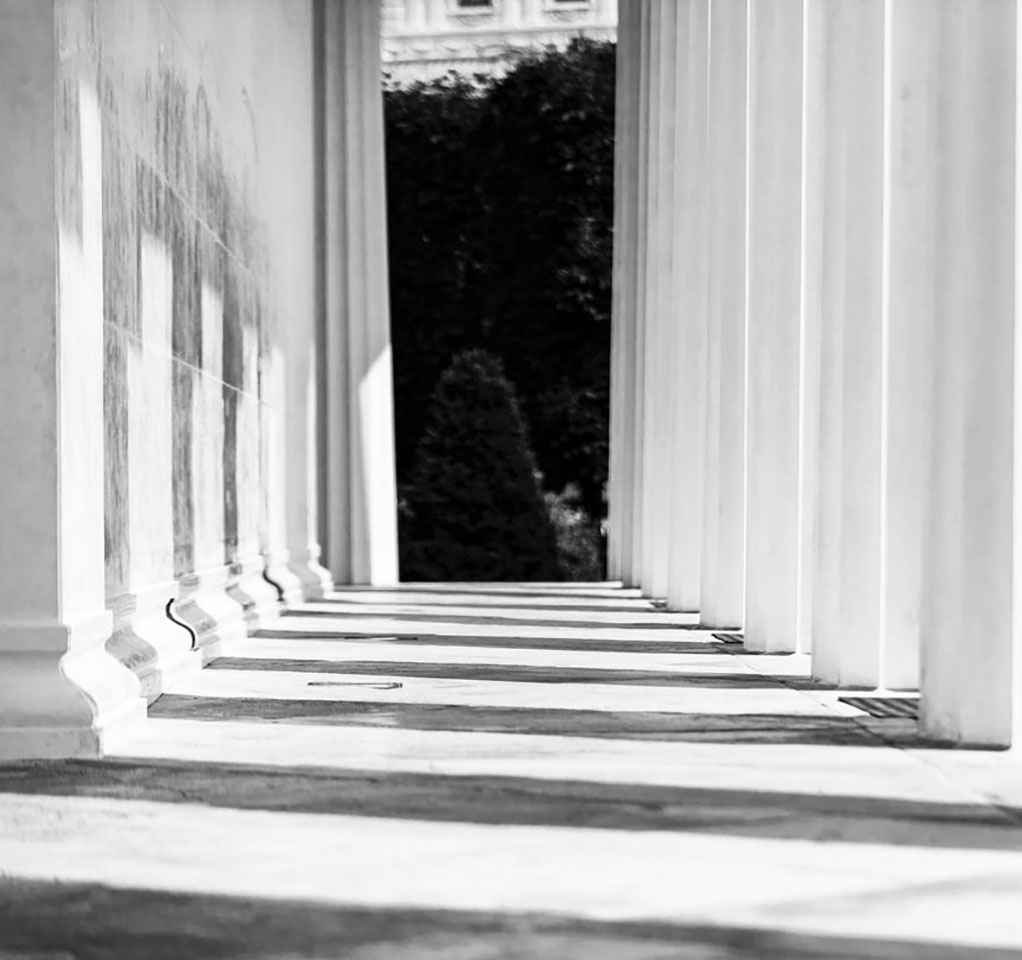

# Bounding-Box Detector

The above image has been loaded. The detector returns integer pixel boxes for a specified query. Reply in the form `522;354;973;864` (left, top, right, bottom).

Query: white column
665;0;709;612
804;0;885;686
627;0;653;587
607;0;642;584
259;4;330;605
639;0;679;598
912;0;1020;747
0;2;144;758
797;0;822;656
324;0;399;586
745;0;804;651
879;0;933;691
699;0;747;629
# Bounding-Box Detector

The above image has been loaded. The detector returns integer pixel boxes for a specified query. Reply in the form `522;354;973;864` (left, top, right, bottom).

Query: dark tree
399;350;562;582
385;40;615;522
383;74;489;480
473;40;616;518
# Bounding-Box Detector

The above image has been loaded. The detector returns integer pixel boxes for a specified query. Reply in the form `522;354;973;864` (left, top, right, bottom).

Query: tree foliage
384;40;615;521
399;350;562;582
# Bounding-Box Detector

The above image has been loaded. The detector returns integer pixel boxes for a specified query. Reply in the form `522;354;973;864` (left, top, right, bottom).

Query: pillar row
614;0;1022;746
609;0;711;605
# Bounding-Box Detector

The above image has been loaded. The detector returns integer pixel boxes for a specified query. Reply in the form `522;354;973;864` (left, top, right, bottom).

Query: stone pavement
1;584;1022;959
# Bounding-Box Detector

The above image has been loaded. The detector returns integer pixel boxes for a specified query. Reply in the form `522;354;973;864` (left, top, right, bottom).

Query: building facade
382;0;617;84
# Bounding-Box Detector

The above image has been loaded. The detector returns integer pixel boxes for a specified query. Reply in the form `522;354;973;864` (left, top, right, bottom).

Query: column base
290;547;333;601
226;556;282;628
919;703;1016;750
266;549;333;604
0;613;146;760
699;619;743;632
171;566;248;663
106;583;202;703
265;552;307;607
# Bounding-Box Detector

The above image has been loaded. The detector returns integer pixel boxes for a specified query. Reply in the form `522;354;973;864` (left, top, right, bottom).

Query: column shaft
324;0;399;585
880;0;934;690
627;0;653;586
607;0;642;583
665;0;709;612
639;0;680;598
916;0;1019;746
745;0;804;650
805;0;885;686
700;0;747;629
0;1;143;758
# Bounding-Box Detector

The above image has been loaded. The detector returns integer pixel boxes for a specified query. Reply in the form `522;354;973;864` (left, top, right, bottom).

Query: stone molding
0;613;145;761
171;565;249;664
105;580;200;703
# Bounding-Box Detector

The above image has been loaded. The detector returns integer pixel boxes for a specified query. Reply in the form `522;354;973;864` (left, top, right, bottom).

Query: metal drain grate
839;696;920;720
712;632;744;645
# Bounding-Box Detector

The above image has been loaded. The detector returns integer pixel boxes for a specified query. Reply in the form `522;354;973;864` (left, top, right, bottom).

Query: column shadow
1;877;1015;960
2;758;1017;851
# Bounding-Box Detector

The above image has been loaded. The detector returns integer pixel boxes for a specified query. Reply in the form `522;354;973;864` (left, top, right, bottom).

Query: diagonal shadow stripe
1;759;1018;851
205;658;779;687
250;630;727;655
334;585;640;600
0;877;1017;960
149;695;883;745
319;598;667;615
282;609;712;630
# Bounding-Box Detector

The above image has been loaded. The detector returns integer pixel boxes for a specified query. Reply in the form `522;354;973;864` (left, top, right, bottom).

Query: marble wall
56;0;324;697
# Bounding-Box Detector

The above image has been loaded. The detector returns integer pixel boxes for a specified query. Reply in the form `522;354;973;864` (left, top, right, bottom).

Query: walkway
1;585;1022;958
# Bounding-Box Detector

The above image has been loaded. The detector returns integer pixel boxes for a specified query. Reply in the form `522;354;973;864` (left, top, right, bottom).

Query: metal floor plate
839;696;920;720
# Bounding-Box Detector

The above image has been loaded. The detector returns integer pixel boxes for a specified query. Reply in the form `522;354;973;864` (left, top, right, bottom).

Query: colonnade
0;0;397;759
608;0;1022;748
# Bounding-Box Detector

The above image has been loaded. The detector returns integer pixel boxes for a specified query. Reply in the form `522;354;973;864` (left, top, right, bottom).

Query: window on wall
456;0;493;7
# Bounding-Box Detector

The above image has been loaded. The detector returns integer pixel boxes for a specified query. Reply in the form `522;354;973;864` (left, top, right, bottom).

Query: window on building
456;0;493;7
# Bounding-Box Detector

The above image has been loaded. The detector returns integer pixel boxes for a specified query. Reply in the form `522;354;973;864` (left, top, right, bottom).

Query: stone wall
56;0;325;698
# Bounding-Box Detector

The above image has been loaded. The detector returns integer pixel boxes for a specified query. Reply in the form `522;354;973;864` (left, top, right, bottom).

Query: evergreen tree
385;40;615;520
399;350;562;582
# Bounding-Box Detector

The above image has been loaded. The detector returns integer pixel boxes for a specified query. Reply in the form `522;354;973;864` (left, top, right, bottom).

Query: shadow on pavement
2;758;1019;850
318;597;667;615
205;658;779;688
282;609;712;631
147;695;881;744
250;629;729;656
0;878;1017;960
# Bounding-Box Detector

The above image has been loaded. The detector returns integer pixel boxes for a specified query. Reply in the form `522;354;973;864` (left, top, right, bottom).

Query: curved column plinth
0;615;145;761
